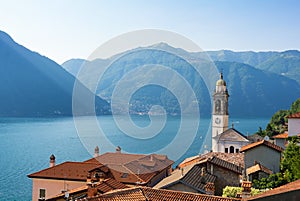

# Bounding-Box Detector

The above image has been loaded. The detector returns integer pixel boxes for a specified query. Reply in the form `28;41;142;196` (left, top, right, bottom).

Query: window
236;149;239;153
229;146;234;153
121;173;128;178
225;148;228;153
39;189;46;201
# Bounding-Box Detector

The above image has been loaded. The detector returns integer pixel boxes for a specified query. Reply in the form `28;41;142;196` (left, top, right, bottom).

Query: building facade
212;73;249;153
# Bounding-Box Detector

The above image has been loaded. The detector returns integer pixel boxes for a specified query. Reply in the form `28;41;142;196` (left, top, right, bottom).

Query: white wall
288;118;300;136
31;178;85;201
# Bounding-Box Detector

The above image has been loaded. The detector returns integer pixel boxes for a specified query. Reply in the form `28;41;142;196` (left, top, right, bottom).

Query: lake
0;115;269;200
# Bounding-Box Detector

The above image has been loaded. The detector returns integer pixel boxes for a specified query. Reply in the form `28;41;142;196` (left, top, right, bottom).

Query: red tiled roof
97;178;129;193
247;179;300;200
272;132;288;139
240;140;283;153
246;163;273;175
88;187;241;201
85;152;174;185
85;152;145;164
28;162;103;181
28;152;173;187
47;178;128;201
287;112;300;118
179;152;244;169
206;157;243;175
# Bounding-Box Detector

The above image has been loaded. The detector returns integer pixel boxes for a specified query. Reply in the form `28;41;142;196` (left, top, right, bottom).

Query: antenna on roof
231;121;239;128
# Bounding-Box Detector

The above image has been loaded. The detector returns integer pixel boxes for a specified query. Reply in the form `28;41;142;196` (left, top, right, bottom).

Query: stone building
240;140;283;175
155;156;243;196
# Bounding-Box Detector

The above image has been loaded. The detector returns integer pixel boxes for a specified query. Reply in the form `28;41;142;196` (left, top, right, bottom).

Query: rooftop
47;178;128;201
247;179;300;200
28;162;103;181
240;140;284;153
85;152;174;184
272;132;288;139
287;112;300;119
217;128;249;142
28;151;173;186
154;163;216;193
205;156;243;175
246;163;273;175
87;186;240;201
178;152;244;169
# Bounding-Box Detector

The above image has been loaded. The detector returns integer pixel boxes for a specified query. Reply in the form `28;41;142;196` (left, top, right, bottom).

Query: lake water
0;115;269;200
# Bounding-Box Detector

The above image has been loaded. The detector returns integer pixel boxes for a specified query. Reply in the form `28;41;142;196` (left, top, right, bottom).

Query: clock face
215;117;221;124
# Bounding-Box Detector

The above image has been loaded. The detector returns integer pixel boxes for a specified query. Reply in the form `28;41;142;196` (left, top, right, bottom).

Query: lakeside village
28;73;300;201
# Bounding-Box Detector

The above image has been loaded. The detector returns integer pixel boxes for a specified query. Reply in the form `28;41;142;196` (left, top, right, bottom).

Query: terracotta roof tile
87;187;241;201
85;152;173;185
155;163;216;193
247;179;300;200
28;162;102;181
206;157;243;175
179;152;244;169
272;132;288;139
246;164;273;175
47;178;128;200
84;152;145;164
240;140;283;153
287;112;300;118
180;165;217;192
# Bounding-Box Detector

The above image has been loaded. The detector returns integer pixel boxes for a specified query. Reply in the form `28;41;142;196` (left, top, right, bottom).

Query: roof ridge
240;140;283;152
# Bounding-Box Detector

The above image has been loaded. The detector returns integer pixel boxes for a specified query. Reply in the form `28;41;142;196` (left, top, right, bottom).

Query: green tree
290;98;300;114
281;139;300;182
255;98;300;137
222;186;260;198
252;173;287;189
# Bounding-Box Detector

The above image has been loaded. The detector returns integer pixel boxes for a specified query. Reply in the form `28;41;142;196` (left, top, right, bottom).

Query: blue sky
0;0;299;63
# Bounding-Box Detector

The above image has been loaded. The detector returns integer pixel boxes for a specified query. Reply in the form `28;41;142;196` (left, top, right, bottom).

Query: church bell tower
212;72;229;152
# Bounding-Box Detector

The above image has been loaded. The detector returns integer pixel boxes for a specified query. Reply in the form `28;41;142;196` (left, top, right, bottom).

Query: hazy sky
0;0;299;63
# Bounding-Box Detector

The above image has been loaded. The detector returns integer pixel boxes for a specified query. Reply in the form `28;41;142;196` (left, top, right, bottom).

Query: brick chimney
94;146;99;158
49;154;55;167
205;182;215;195
87;183;98;198
241;181;252;199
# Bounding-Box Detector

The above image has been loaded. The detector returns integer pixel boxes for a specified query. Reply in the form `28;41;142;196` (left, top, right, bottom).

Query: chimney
200;167;206;184
241;181;252;199
87;172;92;184
50;154;55;167
205;182;215;195
87;183;98;198
116;146;121;153
94;146;99;158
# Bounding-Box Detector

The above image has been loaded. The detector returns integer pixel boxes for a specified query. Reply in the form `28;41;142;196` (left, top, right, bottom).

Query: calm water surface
0;116;269;200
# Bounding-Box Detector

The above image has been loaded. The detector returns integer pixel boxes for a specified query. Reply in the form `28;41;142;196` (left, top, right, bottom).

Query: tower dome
216;72;226;86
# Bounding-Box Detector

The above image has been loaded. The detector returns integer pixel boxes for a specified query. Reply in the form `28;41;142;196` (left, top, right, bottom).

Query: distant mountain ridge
0;30;109;117
206;49;300;84
62;43;300;117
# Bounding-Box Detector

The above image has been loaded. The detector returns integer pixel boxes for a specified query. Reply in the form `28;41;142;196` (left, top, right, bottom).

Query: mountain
62;44;300;117
0;30;109;117
206;50;300;84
